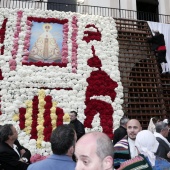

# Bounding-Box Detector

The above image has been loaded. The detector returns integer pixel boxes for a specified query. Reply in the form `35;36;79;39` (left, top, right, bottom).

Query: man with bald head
113;119;142;169
75;131;114;170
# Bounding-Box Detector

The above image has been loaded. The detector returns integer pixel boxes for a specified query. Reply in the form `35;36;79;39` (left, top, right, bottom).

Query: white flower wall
0;8;124;155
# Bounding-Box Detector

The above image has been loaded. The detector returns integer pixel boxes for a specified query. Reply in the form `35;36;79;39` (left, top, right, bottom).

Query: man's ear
102;156;113;170
140;126;142;131
67;146;74;157
8;135;12;140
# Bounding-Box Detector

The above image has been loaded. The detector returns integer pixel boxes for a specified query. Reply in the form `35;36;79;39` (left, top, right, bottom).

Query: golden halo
43;23;52;31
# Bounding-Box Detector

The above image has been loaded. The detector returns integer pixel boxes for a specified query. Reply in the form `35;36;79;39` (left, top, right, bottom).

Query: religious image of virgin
29;23;62;63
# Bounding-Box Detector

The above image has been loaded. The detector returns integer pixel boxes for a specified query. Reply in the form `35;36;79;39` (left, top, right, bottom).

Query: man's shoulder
114;127;121;132
27;158;49;169
114;136;129;149
156;137;166;143
0;142;7;147
156;137;170;149
115;126;126;132
118;154;152;170
28;155;76;170
0;142;4;150
75;119;84;126
113;137;131;168
114;136;128;144
0;142;11;152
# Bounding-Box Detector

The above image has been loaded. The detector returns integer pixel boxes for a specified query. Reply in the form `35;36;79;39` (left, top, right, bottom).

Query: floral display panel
0;8;124;155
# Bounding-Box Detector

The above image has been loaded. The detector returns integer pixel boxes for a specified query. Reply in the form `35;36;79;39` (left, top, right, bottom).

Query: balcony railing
1;0;170;24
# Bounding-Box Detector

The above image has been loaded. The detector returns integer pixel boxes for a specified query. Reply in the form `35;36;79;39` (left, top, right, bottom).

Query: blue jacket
27;154;76;170
153;156;170;170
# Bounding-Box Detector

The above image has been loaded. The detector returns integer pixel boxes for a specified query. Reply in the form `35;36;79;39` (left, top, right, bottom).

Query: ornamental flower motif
14;89;65;148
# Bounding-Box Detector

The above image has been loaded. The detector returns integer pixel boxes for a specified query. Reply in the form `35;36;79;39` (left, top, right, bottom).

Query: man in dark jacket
0;124;31;170
147;30;168;73
113;116;129;145
154;121;170;162
69;111;85;140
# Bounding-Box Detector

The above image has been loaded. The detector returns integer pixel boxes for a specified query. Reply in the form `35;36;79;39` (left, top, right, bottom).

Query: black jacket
0;141;31;170
156;137;170;162
113;126;127;145
147;33;165;51
70;119;85;140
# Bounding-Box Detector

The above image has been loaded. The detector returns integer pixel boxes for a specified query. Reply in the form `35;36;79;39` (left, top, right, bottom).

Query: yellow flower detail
36;89;46;146
13;114;19;121
51;119;57;126
51;113;57;120
36;139;42;148
63;113;70;122
50;107;55;112
38;89;46;98
25;100;33;108
37;125;44;131
24;102;33;134
50;102;57;129
25;128;31;135
25;112;32;119
39;99;45;108
25;120;32;126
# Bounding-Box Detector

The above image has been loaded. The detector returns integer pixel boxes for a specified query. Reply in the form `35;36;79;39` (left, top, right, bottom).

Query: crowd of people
114;117;170;169
1;112;170;170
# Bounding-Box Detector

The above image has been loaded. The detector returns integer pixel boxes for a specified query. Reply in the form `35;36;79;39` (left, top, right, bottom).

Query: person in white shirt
113;119;142;168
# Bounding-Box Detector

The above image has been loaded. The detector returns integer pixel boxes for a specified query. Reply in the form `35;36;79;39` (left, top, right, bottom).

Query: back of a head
0;124;13;142
155;121;167;133
50;124;75;155
96;132;113;160
152;30;160;35
120;117;129;126
75;132;114;170
135;130;159;167
70;111;77;117
79;132;113;160
135;130;159;154
152;117;159;124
